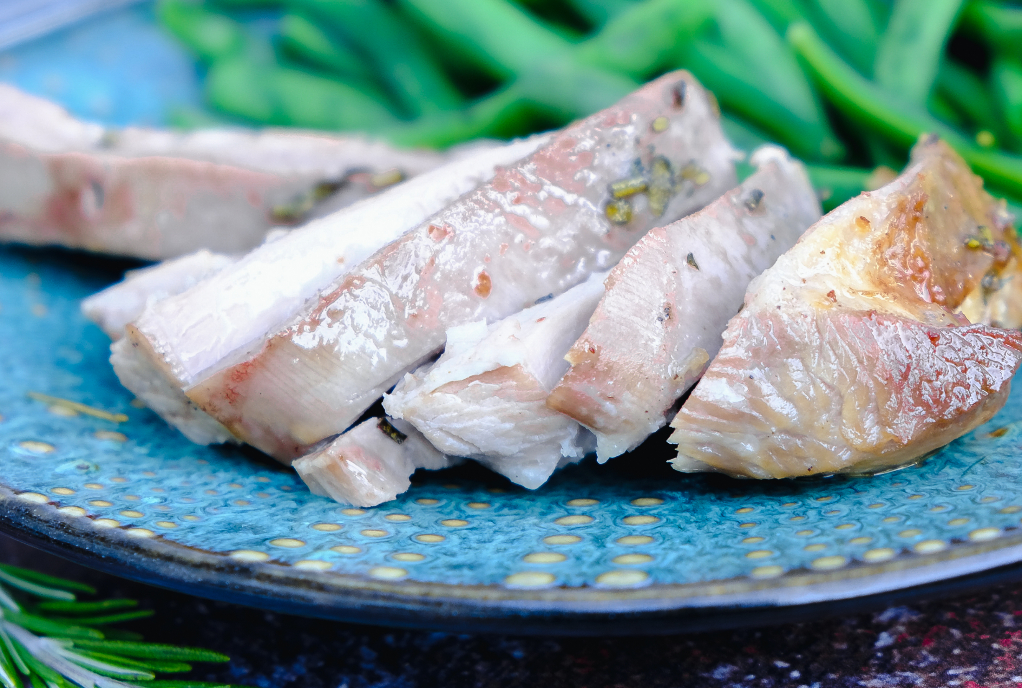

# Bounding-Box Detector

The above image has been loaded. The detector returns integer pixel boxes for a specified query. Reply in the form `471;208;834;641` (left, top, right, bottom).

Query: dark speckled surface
4;533;1022;687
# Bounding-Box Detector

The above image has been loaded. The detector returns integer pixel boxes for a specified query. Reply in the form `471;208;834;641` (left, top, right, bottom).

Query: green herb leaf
34;600;137;615
69;640;229;663
1;612;103;640
74;649;192;674
49;610;154;627
0;567;94;596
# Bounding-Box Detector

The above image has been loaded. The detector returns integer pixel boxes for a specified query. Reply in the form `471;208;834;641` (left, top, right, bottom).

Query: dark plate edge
3;486;1022;635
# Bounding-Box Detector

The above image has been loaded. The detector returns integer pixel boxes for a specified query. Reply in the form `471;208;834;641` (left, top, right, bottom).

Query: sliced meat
0;84;445;259
116;136;548;445
384;273;606;489
184;71;740;461
547;146;820;461
293;417;456;507
670;137;1022;478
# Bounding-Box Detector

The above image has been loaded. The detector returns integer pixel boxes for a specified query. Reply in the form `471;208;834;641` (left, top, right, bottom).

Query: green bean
746;0;806;32
576;0;713;78
398;0;575;79
278;13;372;84
515;62;635;121
788;21;1022;198
387;84;537;148
210;0;282;7
714;0;843;161
206;57;396;130
961;0;1022;61
156;0;246;63
935;59;1002;134
873;0;965;105
805;164;871;211
802;0;882;74
992;59;1022;145
683;39;839;162
289;0;462;118
564;0;638;27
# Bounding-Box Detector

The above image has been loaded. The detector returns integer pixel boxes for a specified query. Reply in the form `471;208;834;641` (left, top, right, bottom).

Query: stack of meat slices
79;74;1022;507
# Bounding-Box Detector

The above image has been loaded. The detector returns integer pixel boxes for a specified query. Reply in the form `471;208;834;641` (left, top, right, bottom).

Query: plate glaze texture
4;246;1022;634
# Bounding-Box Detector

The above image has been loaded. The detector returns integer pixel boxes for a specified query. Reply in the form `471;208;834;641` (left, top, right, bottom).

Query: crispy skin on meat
187;71;739;461
670;137;1022;478
547;146;820;461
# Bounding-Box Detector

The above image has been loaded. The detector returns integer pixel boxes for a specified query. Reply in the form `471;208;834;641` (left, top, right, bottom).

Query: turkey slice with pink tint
670;137;1022;478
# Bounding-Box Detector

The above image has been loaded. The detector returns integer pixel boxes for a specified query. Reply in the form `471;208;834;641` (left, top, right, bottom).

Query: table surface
1;533;1019;688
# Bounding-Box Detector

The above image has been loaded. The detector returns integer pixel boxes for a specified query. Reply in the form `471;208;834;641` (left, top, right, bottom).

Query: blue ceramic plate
5;245;1022;634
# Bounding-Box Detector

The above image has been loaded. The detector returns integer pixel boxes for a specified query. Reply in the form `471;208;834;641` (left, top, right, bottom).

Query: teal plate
5;245;1022;634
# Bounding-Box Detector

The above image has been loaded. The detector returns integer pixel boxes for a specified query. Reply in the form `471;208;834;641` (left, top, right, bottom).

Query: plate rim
5;484;1022;634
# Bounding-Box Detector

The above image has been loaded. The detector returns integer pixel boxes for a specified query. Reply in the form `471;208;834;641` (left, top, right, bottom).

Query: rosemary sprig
0;564;246;688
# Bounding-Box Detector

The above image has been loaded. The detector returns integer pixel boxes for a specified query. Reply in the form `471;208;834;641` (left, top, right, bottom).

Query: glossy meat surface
670;138;1022;478
0;84;444;259
187;71;740;461
116;137;546;446
293;417;453;507
384;273;605;489
82;250;236;339
548;146;820;461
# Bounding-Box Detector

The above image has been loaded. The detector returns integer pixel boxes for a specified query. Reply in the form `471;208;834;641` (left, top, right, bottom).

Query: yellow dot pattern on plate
613;554;653;565
58;506;86;517
440;519;469;527
466;502;491;509
567;498;598;507
850;537;873;545
742;536;765;544
120;510;143;518
616;535;652;546
739;522;757;529
631;498;663;507
544;535;582;545
385;514;412;522
523;552;566;564
52;487;75;496
415;534;445;544
863;548;896;562
110;477;128;483
555;515;593;526
94;431;126;442
804;544;826;552
416;499;439;506
882;516;901;523
49;405;77;417
811;555;848;570
393;553;426;563
956;484;976;491
125;528;154;538
949;518;970;526
361;529;388;538
596;570;649;587
899;529;922;538
155;521;177;529
835;523;856;530
914;540;948;553
181;515;200;522
969;527;1001;541
746;550;774;559
84;483;103;490
88;500;112;507
751;565;784;579
294;560;332;571
1001;506;1022;514
93;519;119;528
795;530;813;537
312;523;342;532
19;441;54;454
736;507;754;514
341;508;366;516
331;545;361;554
230;550;270;562
369;566;408;580
623;515;659;526
17;492;48;503
505;572;556;588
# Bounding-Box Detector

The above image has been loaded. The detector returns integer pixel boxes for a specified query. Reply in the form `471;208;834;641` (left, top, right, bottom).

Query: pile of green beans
159;0;1022;213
